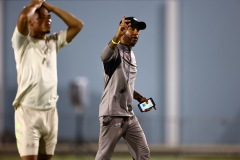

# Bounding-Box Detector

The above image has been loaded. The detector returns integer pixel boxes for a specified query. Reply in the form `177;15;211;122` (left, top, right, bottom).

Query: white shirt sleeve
11;26;28;64
56;30;68;52
11;27;28;50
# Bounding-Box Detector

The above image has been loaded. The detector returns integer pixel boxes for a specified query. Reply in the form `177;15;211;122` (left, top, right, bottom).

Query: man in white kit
11;0;84;159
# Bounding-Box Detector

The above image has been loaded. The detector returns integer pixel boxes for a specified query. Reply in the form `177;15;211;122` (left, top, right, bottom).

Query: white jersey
11;27;68;110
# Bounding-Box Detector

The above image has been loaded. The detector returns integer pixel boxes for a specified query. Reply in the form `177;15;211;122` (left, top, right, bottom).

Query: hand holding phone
138;98;156;112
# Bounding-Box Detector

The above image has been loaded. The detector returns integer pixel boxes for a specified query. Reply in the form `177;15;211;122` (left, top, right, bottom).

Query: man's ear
28;21;32;27
28;13;36;27
28;19;34;27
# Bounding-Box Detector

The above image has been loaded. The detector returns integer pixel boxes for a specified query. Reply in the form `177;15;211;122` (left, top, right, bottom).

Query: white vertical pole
164;0;180;146
0;0;4;143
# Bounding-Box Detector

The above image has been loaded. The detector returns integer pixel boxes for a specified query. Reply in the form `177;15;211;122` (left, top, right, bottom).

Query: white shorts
15;105;58;157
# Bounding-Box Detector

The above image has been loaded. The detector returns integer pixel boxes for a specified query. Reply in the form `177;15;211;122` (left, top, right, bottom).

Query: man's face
123;27;140;47
30;7;52;34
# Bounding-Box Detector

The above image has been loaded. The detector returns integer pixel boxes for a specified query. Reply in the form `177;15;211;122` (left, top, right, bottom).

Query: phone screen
138;98;155;112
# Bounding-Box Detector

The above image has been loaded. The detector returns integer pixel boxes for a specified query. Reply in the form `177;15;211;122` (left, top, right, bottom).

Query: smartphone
138;98;156;112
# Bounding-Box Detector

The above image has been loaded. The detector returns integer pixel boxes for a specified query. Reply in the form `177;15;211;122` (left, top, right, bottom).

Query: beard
123;34;136;47
45;30;50;34
44;27;51;34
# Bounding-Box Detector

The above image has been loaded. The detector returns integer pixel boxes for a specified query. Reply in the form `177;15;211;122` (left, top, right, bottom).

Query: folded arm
43;2;84;43
17;0;44;36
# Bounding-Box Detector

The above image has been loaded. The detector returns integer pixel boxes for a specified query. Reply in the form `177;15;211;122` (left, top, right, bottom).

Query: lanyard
119;44;132;93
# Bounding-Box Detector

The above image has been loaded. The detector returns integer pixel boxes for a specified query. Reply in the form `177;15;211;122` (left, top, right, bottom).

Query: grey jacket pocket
102;116;113;126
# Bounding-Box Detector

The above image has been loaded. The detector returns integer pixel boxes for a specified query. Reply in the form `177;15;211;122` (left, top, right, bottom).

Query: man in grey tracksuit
95;16;152;160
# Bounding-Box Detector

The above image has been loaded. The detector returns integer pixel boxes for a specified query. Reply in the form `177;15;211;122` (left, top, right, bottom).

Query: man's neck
120;42;132;50
30;32;46;40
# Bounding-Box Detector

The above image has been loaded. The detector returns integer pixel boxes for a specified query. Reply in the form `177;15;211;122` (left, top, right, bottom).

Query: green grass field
0;154;240;160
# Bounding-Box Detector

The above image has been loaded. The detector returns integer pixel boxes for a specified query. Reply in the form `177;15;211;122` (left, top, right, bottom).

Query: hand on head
42;1;54;12
29;0;45;8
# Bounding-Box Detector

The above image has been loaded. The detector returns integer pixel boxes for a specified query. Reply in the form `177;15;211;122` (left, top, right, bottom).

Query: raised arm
108;16;131;50
17;0;45;36
101;16;131;61
43;2;84;43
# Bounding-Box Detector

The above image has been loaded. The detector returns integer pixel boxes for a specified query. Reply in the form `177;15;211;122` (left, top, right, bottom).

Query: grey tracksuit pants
95;115;150;160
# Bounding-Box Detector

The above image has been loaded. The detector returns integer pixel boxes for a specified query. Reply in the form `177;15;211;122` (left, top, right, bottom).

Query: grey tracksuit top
99;44;137;117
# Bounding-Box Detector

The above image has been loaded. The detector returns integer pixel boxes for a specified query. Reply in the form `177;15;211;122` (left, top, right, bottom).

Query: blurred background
1;0;240;158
